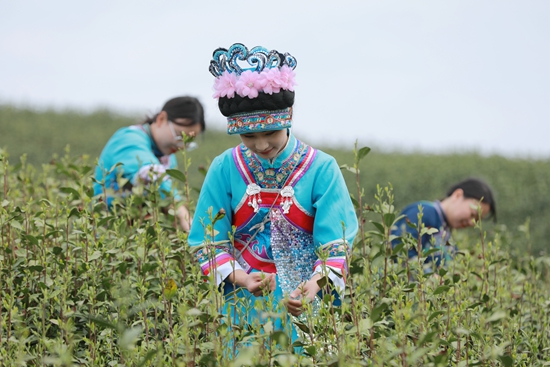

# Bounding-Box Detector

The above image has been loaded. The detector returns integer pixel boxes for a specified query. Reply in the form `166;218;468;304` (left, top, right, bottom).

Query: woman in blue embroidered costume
188;43;358;348
391;177;496;272
94;96;205;231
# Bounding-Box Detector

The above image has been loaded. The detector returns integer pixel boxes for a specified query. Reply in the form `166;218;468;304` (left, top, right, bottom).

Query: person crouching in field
188;43;358;350
93;96;205;232
391;177;496;272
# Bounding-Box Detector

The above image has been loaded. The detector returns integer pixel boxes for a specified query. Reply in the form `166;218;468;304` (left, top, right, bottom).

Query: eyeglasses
169;121;198;152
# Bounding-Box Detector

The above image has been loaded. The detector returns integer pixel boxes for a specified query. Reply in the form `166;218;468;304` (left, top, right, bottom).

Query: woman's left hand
286;273;322;317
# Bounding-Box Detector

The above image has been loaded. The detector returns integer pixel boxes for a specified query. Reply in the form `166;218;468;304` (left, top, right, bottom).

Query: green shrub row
2;104;548;254
1;144;549;365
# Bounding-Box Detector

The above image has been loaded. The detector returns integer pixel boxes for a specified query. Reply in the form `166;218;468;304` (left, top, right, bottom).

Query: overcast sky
1;0;548;158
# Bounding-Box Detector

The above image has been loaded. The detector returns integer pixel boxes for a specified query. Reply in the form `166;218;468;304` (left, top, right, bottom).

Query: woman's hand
286;273;322;317
176;205;192;232
228;270;276;297
244;272;276;296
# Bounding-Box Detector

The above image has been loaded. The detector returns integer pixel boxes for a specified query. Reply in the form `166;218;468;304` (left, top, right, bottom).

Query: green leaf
316;275;328;288
356;146;371;162
433;285;451;295
52;246;63;255
392;242;405;256
305;346;317;356
24;234;39;245
467;301;483;310
107;162;123;174
80;165;92;176
98;216;114;227
136;349;158;367
421;227;439;235
383;213;395;227
293;321;310;333
428;310;445;322
339;164;358;174
418;330;438;345
409;347;431;363
359;318;372;332
349;258;364;275
84;185;95;198
499;355;514;367
59;187;80;199
68;207;81;218
81;314;118;330
371;221;385;234
370;303;388;322
405;219;417;229
485;310;506;323
119;326;143;349
470;271;483;280
88;251;102;261
197;165;208;177
166;169;187;183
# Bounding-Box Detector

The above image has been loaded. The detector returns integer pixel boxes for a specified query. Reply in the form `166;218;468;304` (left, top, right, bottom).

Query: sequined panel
270;208;320;316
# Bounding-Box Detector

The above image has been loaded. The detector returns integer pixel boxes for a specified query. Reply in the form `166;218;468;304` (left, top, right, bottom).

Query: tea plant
1;146;549;366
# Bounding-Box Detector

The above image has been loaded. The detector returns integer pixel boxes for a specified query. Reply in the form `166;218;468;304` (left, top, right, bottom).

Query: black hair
446;177;497;221
144;96;205;132
218;90;294;117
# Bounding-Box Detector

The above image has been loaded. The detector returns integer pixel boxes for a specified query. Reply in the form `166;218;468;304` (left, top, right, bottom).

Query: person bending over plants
391;177;496;271
93;96;205;232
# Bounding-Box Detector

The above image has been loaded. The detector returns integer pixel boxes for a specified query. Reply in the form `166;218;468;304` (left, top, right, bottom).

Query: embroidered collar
237;134;309;189
252;131;295;168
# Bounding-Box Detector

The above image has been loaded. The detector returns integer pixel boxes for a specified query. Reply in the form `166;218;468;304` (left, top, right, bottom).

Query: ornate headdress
209;43;297;135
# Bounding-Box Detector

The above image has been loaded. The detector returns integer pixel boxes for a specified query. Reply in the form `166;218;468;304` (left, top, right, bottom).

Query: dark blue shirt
391;200;454;268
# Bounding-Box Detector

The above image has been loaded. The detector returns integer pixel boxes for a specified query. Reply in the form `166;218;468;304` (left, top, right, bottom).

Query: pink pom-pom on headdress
235;70;263;99
279;65;297;92
213;71;238;99
258;68;284;95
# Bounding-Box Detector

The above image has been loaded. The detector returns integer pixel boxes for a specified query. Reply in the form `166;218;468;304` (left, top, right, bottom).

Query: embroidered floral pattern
238;140;309;189
226;108;292;135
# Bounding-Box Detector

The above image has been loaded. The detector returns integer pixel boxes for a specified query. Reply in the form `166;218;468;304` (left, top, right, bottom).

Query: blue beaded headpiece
210;43;297;135
209;43;297;78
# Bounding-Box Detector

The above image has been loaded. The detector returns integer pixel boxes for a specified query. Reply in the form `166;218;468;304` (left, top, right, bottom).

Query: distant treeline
2;104;549;254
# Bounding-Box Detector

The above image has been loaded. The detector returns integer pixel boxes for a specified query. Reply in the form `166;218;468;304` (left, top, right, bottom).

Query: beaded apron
232;140;317;298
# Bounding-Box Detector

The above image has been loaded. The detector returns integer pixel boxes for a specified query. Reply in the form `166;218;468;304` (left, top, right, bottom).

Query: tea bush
2;104;549;255
1;146;549;366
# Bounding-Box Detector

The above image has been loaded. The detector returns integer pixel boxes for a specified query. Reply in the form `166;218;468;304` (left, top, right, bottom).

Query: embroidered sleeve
188;152;239;285
310;155;358;291
195;246;244;284
312;241;351;292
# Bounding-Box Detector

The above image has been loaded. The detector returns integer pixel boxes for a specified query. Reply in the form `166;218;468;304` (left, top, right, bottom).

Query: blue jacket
391;200;455;268
93;124;180;205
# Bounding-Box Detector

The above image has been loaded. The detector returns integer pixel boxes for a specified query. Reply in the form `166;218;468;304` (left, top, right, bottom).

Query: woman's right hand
229;270;276;296
244;272;276;297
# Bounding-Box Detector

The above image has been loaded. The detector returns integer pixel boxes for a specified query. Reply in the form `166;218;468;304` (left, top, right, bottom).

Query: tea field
1;104;549;365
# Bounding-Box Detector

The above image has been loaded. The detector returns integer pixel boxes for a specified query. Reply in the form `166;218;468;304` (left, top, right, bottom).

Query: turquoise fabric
188;133;358;349
93;124;180;205
189;134;358;250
